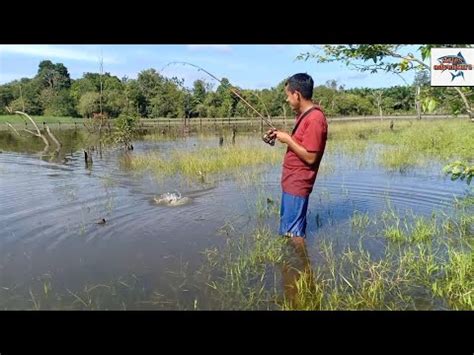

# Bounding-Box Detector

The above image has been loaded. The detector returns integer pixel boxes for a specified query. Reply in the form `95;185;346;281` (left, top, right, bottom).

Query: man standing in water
266;73;328;305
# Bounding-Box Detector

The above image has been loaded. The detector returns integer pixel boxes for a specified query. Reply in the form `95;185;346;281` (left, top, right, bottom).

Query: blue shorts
279;191;309;238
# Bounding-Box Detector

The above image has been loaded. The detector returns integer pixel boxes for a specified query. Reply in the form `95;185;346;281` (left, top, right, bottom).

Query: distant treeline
0;60;468;119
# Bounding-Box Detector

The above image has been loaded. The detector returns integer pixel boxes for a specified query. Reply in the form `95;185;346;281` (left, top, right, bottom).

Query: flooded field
0;120;472;310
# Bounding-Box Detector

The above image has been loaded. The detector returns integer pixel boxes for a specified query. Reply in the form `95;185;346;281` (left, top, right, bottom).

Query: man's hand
273;130;292;144
265;128;276;137
267;129;318;165
266;129;291;145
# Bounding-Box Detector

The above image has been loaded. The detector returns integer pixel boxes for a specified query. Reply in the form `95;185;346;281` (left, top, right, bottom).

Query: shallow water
0;130;469;309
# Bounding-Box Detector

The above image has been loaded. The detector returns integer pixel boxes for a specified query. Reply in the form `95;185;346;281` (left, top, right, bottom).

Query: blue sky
0;45;422;90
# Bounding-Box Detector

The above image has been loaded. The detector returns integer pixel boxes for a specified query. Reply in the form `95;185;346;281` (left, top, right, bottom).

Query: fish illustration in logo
450;71;465;81
436;52;470;82
437;52;467;66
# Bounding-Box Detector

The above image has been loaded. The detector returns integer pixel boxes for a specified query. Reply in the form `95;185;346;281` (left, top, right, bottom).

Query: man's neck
298;101;315;115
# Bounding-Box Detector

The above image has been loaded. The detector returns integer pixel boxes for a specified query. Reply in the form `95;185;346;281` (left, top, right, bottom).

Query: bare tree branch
5;122;21;136
45;125;62;151
452;87;473;117
6;107;50;148
385;49;430;70
24;129;39;136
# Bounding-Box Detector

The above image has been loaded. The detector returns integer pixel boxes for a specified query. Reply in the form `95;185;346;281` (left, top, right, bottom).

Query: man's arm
269;130;319;165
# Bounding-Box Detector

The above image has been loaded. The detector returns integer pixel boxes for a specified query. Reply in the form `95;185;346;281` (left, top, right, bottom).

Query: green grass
0;274;159;310
127;137;283;183
329;119;474;166
254;191;280;220
328;120;386;141
431;248;473;309
199;200;473;310
378;147;423;172
201;225;287;310
382;208;409;243
202;231;412;310
351;211;371;231
411;217;437;243
374;120;474;162
382;213;438;245
384;226;408;243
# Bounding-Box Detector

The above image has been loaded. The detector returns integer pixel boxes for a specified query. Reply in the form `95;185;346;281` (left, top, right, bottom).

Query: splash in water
154;191;191;206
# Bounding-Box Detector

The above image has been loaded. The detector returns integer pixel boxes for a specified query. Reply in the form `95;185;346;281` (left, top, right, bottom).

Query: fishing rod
161;61;277;145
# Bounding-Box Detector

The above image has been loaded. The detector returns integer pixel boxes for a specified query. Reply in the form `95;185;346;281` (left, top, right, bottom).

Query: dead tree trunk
416;86;422;120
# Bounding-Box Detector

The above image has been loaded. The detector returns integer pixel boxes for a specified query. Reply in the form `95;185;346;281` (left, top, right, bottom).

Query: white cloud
186;45;232;52
0;45;120;64
347;73;369;80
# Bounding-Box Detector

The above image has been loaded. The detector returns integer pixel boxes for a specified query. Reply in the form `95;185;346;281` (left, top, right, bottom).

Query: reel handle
262;129;276;146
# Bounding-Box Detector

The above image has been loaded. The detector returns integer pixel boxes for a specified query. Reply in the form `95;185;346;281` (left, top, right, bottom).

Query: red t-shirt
281;106;328;197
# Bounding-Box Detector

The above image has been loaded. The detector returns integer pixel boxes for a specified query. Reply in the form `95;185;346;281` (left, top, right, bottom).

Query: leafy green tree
122;78;146;116
149;77;185;118
70;75;98;103
41;89;76;116
78;92;101;117
192;80;207;105
271;80;291;117
214;78;238;117
0;85;15;114
335;93;373;116
6;78;43;115
113;114;139;149
36;60;71;91
137;69;164;117
103;90;126;118
313;85;338;116
8;97;37;113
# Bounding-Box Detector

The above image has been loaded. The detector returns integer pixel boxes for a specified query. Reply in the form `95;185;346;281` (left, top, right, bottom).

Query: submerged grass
200;226;288;310
200;201;473;310
1;202;471;310
378;147;423;172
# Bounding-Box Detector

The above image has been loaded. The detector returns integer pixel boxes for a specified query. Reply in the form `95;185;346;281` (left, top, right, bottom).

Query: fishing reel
262;128;276;146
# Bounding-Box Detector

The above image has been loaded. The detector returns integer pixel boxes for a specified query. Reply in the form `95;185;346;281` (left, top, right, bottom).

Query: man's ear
295;91;302;102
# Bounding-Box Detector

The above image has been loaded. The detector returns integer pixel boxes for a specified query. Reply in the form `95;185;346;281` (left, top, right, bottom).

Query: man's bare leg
281;236;314;308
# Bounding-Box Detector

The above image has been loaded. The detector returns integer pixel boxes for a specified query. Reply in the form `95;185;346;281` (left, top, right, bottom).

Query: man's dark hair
285;73;314;100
